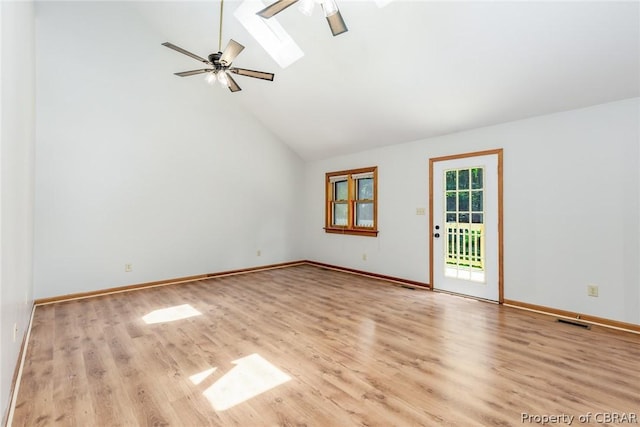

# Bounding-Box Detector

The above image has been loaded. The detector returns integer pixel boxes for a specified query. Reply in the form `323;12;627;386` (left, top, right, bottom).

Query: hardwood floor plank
11;265;640;426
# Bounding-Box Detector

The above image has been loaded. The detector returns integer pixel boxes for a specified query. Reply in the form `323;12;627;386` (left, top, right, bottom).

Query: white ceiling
146;0;639;160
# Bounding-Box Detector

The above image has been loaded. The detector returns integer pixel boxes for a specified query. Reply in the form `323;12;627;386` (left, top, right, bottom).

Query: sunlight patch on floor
142;304;202;324
203;353;291;411
190;367;218;385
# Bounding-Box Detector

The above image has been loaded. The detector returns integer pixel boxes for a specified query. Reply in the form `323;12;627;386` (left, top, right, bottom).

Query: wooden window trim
325;166;378;237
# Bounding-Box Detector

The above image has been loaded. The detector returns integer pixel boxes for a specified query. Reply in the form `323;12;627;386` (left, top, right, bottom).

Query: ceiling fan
162;1;274;92
257;0;347;37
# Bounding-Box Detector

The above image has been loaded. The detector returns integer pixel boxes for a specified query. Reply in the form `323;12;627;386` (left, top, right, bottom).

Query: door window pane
356;202;374;227
334;181;348;201
442;165;486;283
471;191;483;211
357;178;373;200
446;192;456;211
446;170;457;191
458;169;469;190
471;168;483;189
458;191;469;211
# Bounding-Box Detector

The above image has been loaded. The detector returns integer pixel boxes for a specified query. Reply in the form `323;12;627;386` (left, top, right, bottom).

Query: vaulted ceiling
129;1;639;159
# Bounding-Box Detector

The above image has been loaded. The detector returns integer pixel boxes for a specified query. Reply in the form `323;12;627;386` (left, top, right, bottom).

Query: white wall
33;2;304;299
303;98;640;325
0;0;36;421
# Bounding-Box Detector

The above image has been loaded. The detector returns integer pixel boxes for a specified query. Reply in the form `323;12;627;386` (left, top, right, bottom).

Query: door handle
434;233;440;238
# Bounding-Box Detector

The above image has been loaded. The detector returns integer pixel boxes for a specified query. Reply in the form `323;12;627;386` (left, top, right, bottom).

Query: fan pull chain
218;0;224;52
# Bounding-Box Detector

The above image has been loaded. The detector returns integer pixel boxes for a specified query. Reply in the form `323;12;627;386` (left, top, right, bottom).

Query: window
325;167;378;237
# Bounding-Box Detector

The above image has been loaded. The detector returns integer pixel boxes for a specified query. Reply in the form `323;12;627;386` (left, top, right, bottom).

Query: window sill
324;227;379;237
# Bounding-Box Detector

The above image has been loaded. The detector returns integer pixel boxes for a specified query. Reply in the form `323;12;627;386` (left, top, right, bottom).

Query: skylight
234;0;304;68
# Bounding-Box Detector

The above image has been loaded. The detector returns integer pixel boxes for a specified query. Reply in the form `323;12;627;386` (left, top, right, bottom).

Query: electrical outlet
125;263;133;272
257;250;261;256
416;207;426;216
362;253;367;261
13;323;18;342
587;284;599;297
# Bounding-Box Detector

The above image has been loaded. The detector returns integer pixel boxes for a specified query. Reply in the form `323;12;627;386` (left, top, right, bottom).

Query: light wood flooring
10;264;640;426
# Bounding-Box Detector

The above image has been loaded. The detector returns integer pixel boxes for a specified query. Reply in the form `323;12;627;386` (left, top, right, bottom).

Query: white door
431;151;502;301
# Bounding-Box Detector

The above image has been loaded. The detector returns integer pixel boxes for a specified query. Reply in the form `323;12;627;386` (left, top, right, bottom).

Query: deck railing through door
445;223;484;270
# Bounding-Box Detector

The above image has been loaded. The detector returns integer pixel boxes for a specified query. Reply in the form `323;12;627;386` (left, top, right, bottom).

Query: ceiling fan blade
257;0;299;18
226;73;242;92
174;69;212;77
326;10;348;36
219;39;245;66
162;42;211;64
229;67;275;81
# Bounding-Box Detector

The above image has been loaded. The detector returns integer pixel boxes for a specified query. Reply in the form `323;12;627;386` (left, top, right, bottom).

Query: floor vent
557;318;591;329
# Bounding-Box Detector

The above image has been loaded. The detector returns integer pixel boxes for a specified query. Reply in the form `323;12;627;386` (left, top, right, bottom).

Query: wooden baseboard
34;273;210;305
206;260;307;277
4;305;35;427
503;299;640;334
34;261;306;305
304;261;431;290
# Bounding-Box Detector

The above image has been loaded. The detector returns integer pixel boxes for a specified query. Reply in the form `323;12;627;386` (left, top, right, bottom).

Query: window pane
446;192;456;211
357;178;373;200
334;180;348;201
472;213;483;223
356;202;374;227
458;169;469;190
458;213;470;223
333;203;348;226
471;191;483;211
446;170;457;191
458;191;469;211
471;168;483;189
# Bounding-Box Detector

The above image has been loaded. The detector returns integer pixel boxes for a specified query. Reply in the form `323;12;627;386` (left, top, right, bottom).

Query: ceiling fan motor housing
208;52;222;65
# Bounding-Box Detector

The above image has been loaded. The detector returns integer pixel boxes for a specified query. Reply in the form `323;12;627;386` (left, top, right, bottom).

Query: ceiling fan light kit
204;70;230;88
